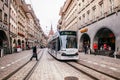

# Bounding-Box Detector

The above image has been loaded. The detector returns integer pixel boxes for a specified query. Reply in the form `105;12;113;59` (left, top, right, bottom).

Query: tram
48;30;79;60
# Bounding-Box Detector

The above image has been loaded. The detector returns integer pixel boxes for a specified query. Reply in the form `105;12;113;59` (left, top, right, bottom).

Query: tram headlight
61;53;66;56
75;52;78;55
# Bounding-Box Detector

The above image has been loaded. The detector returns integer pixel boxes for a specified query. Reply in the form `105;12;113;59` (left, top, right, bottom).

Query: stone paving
78;52;120;79
0;50;32;67
29;49;92;80
0;48;120;80
0;48;41;80
79;52;120;70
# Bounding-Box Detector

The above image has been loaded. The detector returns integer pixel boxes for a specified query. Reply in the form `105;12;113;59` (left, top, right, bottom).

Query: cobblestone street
0;48;120;80
1;0;120;79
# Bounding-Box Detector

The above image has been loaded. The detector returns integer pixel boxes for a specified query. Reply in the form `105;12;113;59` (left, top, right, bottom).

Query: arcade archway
13;39;17;47
80;33;90;51
0;30;8;47
0;30;9;55
94;28;115;51
22;40;25;50
18;39;21;48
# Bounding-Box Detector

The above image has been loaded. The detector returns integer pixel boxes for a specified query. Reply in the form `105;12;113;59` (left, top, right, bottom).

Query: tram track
66;61;120;80
24;50;44;80
2;50;43;80
47;51;120;80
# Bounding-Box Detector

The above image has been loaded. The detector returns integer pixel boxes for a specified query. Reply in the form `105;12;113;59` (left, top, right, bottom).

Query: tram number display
60;31;76;35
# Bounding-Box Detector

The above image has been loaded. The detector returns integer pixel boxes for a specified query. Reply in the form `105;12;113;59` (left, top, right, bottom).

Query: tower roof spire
48;24;54;38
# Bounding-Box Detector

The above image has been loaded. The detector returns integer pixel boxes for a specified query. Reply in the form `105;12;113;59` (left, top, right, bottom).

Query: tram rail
2;50;43;80
66;61;120;80
24;51;43;80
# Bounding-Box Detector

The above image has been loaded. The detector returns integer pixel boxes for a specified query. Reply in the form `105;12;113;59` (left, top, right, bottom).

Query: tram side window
56;37;60;51
52;38;60;51
50;37;60;51
52;40;56;50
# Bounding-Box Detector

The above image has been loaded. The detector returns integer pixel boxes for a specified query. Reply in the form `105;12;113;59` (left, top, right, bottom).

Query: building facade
25;4;35;49
0;0;11;57
1;0;46;57
59;0;78;31
10;0;18;52
59;0;120;55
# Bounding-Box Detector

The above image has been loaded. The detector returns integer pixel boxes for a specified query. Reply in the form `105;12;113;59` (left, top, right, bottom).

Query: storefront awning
80;27;88;33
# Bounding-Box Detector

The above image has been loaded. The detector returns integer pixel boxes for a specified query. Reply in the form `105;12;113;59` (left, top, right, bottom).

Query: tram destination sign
60;31;76;35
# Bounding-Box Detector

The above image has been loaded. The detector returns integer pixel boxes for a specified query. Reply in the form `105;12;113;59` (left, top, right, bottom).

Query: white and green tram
48;30;79;60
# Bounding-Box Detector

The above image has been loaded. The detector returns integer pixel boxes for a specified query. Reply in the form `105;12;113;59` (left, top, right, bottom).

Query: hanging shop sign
18;32;25;37
80;27;88;33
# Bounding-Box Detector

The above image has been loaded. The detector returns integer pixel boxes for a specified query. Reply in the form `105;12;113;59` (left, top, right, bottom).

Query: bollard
114;51;116;59
0;49;3;57
64;76;78;80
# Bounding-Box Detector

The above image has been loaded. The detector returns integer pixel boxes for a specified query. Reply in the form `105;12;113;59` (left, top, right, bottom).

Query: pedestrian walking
87;44;91;54
30;45;38;61
93;43;98;55
103;43;107;50
83;43;88;54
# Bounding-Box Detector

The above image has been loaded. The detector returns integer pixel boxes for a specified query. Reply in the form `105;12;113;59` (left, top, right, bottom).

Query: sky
25;0;66;35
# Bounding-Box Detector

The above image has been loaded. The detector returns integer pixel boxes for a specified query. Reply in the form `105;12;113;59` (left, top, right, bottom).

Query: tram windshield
61;35;77;49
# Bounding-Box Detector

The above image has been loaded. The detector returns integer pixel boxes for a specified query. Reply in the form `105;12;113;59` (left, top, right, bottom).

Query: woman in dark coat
30;45;38;61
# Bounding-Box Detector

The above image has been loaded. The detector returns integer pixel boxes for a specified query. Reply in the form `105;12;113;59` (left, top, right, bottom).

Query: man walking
84;44;88;54
30;45;38;61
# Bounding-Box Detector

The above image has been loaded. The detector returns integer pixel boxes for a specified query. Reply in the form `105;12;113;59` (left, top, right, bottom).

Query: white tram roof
48;31;60;42
48;30;76;42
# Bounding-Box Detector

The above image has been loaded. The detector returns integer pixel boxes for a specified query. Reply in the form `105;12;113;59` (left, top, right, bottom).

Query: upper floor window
87;10;90;15
92;6;96;20
99;0;104;16
109;0;114;12
78;3;81;11
79;16;81;20
82;14;85;23
0;9;2;21
5;0;8;7
4;13;7;24
82;0;85;7
91;0;94;2
87;10;90;21
109;0;114;5
79;3;81;6
82;0;84;2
